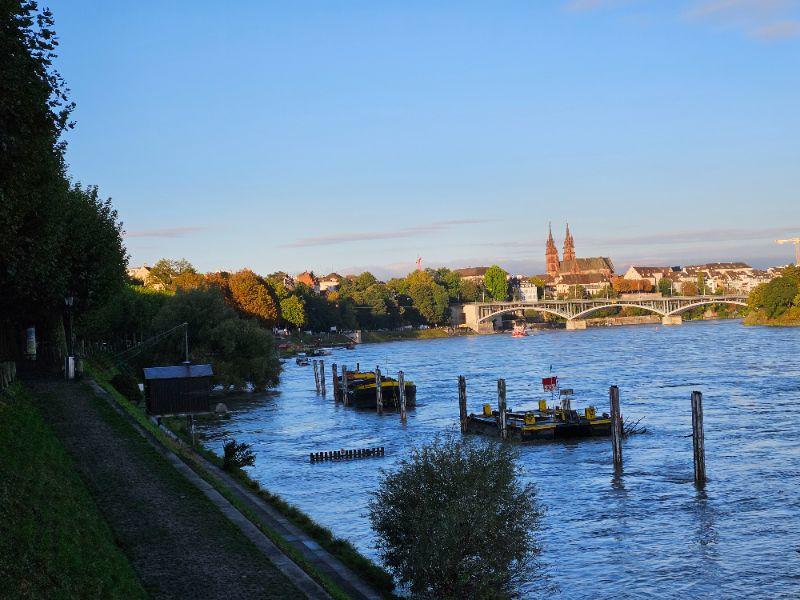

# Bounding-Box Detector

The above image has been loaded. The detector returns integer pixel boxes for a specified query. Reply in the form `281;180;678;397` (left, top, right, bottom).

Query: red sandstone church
543;224;614;291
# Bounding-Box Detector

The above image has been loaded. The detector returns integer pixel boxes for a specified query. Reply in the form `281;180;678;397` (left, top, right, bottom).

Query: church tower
545;223;560;277
563;222;576;263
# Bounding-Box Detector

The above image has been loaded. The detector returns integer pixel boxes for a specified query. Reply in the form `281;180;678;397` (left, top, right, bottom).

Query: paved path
30;377;325;599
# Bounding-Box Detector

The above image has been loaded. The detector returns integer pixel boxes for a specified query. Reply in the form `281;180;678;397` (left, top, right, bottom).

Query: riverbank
744;306;800;326
361;328;470;344
0;382;146;598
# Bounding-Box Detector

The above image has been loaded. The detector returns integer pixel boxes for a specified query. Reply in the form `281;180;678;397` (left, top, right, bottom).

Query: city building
454;266;490;283
545;223;614;279
319;273;343;292
623;266;678;288
296;271;319;292
126;265;165;290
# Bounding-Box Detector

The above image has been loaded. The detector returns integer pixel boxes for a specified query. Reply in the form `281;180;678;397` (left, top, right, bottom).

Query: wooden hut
143;363;213;415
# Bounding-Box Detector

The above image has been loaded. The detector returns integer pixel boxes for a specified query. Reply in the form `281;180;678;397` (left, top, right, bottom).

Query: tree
484;265;509;301
280;295;306;329
682;281;698;296
459;279;482;302
369;435;540;599
762;277;797;318
658;277;673;297
697;272;707;295
149;258;196;289
408;277;449;325
228;269;280;326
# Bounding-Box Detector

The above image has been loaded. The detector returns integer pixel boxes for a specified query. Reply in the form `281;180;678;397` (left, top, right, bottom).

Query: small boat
511;320;527;337
464;374;611;442
296;353;310;366
335;370;417;409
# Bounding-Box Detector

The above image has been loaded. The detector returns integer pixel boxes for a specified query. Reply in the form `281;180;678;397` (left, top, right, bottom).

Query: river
196;320;800;598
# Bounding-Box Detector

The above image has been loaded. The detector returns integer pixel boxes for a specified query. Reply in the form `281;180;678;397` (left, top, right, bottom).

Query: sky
53;0;800;278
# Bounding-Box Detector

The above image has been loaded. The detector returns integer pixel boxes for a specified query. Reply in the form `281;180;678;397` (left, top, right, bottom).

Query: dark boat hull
335;380;416;409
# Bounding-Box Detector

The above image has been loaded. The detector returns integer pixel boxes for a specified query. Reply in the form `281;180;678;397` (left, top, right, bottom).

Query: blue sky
54;1;800;278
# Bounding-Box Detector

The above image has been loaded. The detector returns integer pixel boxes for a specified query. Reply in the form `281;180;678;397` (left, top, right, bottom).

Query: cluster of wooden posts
458;377;707;487
309;447;385;462
0;361;16;391
312;359;408;422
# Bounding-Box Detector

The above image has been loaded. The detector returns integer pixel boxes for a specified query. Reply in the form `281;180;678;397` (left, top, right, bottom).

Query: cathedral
545;223;614;279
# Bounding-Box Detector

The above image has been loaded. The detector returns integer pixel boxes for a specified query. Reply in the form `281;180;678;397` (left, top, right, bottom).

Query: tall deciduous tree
228;269;280;326
369;435;540;599
484;265;509;301
279;295;306;329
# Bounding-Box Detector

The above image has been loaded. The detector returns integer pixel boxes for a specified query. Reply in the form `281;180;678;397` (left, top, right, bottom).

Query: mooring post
610;385;623;469
398;370;407;423
458;375;468;434
691;390;706;486
375;366;384;415
332;363;339;401
312;360;320;394
356;362;360;372
497;378;507;441
319;359;326;396
341;365;349;406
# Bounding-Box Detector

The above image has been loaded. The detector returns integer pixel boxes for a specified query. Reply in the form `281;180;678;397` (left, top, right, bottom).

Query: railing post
610;385;622;470
497;378;507;441
458;375;468;434
691;391;706;486
375;367;383;415
398;370;407;423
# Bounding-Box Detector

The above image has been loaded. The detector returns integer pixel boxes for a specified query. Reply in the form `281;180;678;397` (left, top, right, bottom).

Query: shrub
110;372;142;405
369;434;541;599
222;439;255;472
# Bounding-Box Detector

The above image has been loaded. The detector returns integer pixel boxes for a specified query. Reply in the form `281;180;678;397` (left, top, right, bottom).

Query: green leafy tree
458;279;482;302
369;435;540;599
658;277;673;297
762;277;798;318
484;265;509;301
408;274;449;325
280;295;306;329
149;258;196;289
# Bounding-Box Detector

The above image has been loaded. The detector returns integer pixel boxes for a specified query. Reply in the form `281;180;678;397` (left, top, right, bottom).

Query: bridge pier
662;315;683;326
565;320;587;330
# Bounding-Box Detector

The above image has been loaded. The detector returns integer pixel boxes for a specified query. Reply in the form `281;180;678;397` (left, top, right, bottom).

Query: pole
332;363;339;401
399;370;407;423
497;378;507;441
375;367;383;415
312;360;320;394
341;365;349;406
319;359;326;396
610;385;622;470
691;391;706;486
458;375;468;434
184;322;189;362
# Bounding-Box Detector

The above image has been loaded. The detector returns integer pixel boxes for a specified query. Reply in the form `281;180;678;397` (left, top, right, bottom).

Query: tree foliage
227;269;280;327
279;295;306;329
484;265;509;301
369;435;540;599
148;258;196;290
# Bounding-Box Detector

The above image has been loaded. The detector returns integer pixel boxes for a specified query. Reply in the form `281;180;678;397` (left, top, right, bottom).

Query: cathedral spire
563;221;576;263
545;222;560;277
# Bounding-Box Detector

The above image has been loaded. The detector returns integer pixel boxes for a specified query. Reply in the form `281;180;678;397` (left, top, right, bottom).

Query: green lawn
0;383;146;599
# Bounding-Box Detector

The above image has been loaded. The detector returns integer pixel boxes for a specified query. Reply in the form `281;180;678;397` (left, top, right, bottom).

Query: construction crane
775;237;800;265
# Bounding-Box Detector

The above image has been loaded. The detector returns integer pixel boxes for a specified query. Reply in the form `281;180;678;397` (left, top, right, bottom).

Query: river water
197;320;800;598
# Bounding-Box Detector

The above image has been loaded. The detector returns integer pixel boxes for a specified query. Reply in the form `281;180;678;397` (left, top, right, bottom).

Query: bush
222;439;255;472
110;372;142;405
369;435;541;599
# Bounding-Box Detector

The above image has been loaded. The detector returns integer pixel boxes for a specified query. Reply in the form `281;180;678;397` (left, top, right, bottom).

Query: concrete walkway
30;377;328;600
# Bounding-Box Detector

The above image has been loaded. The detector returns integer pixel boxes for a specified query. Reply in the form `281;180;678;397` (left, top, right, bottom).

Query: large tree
227;269;280;326
370;435;540;599
484;265;509;301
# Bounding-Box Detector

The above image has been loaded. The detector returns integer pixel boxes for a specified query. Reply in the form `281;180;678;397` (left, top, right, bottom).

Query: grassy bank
88;361;394;597
362;328;467;343
744;306;800;326
0;383;146;599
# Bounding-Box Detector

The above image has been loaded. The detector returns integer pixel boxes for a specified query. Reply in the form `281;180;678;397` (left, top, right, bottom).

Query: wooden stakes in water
375;367;384;415
691;390;706;487
609;385;622;470
399;370;407;423
319;359;326;396
310;447;385;462
497;378;507;441
341;365;349;406
331;363;339;401
312;360;320;394
458;376;468;434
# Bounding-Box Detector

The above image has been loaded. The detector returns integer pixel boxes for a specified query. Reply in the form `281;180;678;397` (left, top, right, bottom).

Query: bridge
452;295;748;333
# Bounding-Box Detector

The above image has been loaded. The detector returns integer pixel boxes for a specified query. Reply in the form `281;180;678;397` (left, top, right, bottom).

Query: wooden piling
341;366;349;406
691;391;706;486
497;378;507;441
610;385;622;469
332;363;339;401
458;376;468;434
375;367;384;415
398;370;407;423
312;360;320;394
319;359;326;396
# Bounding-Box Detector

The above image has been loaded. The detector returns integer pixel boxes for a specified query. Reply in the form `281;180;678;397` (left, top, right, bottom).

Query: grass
0;383;146;599
361;328;464;344
87;360;393;598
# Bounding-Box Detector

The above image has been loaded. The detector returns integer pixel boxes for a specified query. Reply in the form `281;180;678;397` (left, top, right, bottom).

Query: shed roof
143;364;213;380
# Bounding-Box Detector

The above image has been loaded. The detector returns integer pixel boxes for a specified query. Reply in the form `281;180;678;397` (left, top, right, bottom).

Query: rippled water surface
197;321;800;598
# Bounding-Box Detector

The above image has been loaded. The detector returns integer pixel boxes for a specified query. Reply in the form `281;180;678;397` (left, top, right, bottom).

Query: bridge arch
665;299;747;316
571;303;667;320
477;306;569;323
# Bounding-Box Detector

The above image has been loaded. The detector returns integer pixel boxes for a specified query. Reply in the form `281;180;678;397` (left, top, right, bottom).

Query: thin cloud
125;226;209;238
584;225;800;247
282;219;494;248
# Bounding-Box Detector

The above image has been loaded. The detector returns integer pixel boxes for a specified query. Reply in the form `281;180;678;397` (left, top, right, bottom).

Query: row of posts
457;377;707;487
312;360;407;422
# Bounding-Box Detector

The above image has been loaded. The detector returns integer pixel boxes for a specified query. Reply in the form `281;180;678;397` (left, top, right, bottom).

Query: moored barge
335;370;417;409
